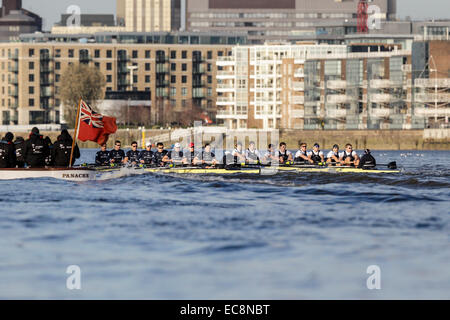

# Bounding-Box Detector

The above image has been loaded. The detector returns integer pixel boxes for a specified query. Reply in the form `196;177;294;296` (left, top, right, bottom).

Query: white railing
326;109;347;118
414;78;450;88
291;109;305;118
327;94;350;104
292;82;305;91
216;71;235;77
415;93;450;103
370;108;391;117
370;93;392;103
327;80;347;89
216;97;234;105
291;96;305;105
217;84;235;91
414;107;450;117
370;79;401;88
294;69;304;78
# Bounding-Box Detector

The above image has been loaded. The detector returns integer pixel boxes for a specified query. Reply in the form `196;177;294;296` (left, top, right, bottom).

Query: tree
60;63;106;127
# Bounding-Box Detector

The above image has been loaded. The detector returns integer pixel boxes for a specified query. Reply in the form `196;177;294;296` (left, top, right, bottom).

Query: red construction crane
357;0;369;33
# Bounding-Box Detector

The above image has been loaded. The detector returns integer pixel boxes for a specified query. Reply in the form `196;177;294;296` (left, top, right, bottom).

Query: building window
29;99;34;106
171;75;176;83
29;74;34;82
95;50;100;58
29;86;34;94
107;63;112;70
182;51;187;59
182;76;187;83
145;50;151;59
218;51;223;57
68;49;74;58
170;87;176;96
181;100;187;107
207;63;211;72
207;88;212;96
145;63;151;71
132;50;138;59
133;75;137;83
182;63;187;71
55;49;61;58
181;87;187;96
145;87;150;92
107;50;112;58
94;62;100;68
29;62;34;70
106;87;112;91
55;62;60;70
171;51;177;59
208;75;212;84
207;51;212;60
106;75;112;83
55;74;60;82
171;63;176;71
145;75;151;83
29;49;34;57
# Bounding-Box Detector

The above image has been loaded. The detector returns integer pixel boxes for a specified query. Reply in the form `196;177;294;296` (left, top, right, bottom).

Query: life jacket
310;150;322;163
342;150;355;162
95;150;110;166
328;151;339;163
246;149;259;161
153;150;168;165
126;150;140;163
170;150;184;162
279;150;289;162
139;150;153;165
294;149;308;163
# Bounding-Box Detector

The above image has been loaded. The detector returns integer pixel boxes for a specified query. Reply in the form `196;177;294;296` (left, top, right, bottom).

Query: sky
22;0;450;31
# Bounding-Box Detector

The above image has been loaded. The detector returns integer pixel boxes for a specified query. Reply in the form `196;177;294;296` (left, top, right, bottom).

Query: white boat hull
0;168;96;181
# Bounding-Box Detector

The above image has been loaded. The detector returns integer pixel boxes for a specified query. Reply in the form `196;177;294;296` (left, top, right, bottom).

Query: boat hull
0;168;96;181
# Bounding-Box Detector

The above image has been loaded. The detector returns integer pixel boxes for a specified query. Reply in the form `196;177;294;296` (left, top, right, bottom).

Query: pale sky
22;0;450;31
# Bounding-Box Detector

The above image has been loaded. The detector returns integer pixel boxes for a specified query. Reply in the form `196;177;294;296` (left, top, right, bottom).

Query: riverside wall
6;128;450;150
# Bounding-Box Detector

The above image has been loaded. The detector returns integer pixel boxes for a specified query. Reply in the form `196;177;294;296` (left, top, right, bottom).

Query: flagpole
69;98;82;168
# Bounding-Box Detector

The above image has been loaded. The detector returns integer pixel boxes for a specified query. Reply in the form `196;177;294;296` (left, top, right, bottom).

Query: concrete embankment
7;128;450;150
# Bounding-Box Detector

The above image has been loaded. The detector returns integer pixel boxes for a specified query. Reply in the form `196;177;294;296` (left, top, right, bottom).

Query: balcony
156;80;169;87
291;109;305;118
216;70;235;79
216;108;248;119
8;77;18;85
327;80;347;90
117;79;130;86
9;87;18;97
415;93;450;103
8;52;19;60
327;94;350;104
370;108;391;117
156;64;169;73
326;109;347;118
40;53;53;61
291;96;305;105
294;69;305;78
292;82;304;91
193;88;206;98
118;54;130;61
193;65;206;74
370;79;402;88
216;97;234;106
369;93;392;103
414;107;450;117
40;65;53;73
8;64;18;73
414;78;450;88
216;57;235;66
40;87;53;97
216;83;235;92
156;56;169;64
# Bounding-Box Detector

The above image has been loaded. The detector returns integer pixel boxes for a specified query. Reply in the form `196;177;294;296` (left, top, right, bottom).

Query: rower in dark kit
186;143;197;165
278;142;293;164
340;143;360;167
23;127;49;168
358;149;376;168
168;143;187;165
52;129;80;167
308;143;325;164
125;141;140;165
326;144;342;166
294;142;312;164
14;136;25;168
109;140;126;165
95;143;110;166
139;142;154;165
0;132;17;168
194;143;218;167
153;142;170;167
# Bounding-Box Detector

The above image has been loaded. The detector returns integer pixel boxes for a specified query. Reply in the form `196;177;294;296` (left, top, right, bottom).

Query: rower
139;142;154;166
308;143;325;164
194;143;218;166
153;142;170;167
278;142;293;164
23;127;49;168
186;142;197;165
125;141;140;165
52;129;80;167
326;144;342;166
14;136;25;168
44;136;54;166
109;140;126;165
95;143;110;166
245;141;260;164
358;149;376;169
340;143;360;167
294;142;313;164
232;142;246;164
0;132;16;168
262;144;278;165
168;142;187;166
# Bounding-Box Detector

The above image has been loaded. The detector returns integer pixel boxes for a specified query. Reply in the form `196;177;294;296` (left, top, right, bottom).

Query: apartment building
216;41;450;130
0;35;239;126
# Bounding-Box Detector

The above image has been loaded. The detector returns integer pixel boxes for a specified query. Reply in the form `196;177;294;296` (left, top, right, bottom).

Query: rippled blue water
0;150;449;299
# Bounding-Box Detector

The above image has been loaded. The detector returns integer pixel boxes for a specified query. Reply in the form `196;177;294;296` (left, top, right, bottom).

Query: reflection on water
0;150;449;299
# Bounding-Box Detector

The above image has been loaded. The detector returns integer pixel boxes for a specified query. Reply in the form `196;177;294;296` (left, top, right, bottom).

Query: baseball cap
174;142;181;148
314;143;320;148
146;142;152;147
189;142;195;148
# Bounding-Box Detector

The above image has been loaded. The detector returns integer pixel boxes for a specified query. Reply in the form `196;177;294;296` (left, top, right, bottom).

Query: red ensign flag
77;100;117;145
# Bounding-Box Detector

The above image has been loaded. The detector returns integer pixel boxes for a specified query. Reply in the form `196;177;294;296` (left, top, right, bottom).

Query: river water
0;149;449;299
